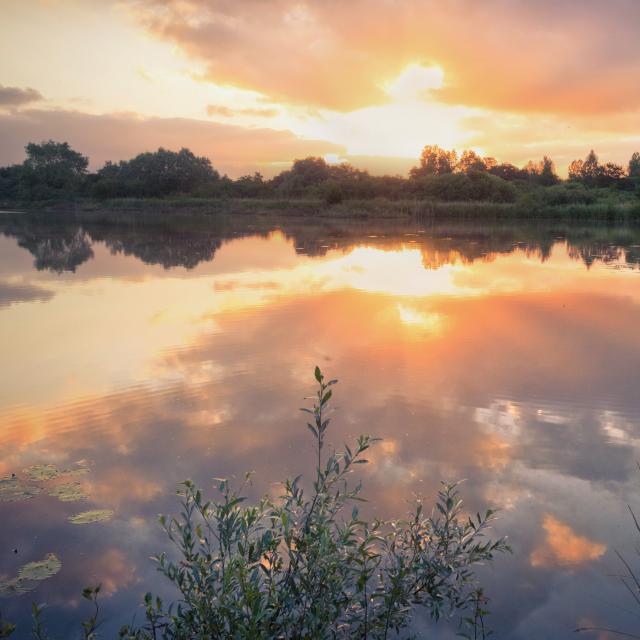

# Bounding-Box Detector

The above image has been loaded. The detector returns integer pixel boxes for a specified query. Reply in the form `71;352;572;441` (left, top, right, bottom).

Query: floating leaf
0;476;42;503
60;460;91;477
24;461;91;482
68;509;113;525
23;464;60;481
0;554;61;598
47;482;87;502
18;554;62;582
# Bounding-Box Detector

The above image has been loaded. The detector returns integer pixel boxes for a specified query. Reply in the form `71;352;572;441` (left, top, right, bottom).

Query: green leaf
68;510;114;525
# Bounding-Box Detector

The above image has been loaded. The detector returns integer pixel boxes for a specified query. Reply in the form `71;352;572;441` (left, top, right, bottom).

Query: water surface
2;212;640;638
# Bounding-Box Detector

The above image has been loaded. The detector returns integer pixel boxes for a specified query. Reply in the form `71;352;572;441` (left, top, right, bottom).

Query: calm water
2;212;640;638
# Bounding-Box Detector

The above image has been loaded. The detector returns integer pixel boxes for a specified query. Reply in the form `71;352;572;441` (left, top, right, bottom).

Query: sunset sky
1;0;639;177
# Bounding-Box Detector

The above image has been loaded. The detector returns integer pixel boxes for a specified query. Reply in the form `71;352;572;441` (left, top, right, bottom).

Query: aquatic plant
68;510;114;525
3;367;509;638
0;554;61;599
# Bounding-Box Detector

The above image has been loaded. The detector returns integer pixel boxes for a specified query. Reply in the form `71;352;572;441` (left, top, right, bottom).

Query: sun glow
396;304;444;334
295;64;476;159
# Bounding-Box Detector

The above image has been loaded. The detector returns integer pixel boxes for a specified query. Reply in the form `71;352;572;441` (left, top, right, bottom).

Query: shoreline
1;195;640;223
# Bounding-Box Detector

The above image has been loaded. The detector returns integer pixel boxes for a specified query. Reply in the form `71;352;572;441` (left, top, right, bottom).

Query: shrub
7;368;509;639
323;181;344;205
410;172;517;203
530;183;597;206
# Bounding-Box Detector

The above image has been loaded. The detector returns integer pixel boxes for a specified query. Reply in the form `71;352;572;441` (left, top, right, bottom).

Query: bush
529;183;597;206
8;368;509;639
117;367;508;639
323;181;344;205
410;171;517;203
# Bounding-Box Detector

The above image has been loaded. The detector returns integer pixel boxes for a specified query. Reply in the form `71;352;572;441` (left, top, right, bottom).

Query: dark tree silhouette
93;147;219;198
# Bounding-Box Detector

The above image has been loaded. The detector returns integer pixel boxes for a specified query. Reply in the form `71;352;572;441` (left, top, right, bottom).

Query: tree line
1;140;639;204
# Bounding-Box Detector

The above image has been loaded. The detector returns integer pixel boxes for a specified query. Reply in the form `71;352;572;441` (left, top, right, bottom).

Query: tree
94;148;219;197
456;149;487;174
410;145;457;178
581;149;599;186
568;159;584;182
488;163;525;181
288;157;333;185
568;150;600;186
628;152;640;180
482;156;498;170
539;156;560;186
21;140;89;197
270;157;333;194
596;162;626;187
232;172;268;198
0;165;24;201
520;157;558;185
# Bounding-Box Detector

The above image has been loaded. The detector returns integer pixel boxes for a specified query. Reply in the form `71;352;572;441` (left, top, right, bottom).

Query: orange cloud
206;104;279;118
130;0;640;116
530;515;606;568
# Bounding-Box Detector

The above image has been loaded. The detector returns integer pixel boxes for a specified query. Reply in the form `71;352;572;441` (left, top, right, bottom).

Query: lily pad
24;460;92;481
18;554;62;581
61;459;91;477
47;482;88;502
0;476;42;503
68;509;114;525
23;464;60;481
0;554;61;598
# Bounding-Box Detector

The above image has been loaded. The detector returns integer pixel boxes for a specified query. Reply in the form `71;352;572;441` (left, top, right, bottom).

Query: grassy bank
4;193;640;223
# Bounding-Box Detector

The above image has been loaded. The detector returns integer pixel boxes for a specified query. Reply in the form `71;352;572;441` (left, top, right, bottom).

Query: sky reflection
1;215;640;638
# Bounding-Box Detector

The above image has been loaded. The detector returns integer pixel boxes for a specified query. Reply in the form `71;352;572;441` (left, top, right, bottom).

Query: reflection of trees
31;228;94;273
2;212;640;272
89;227;224;270
1;219;94;273
567;243;624;268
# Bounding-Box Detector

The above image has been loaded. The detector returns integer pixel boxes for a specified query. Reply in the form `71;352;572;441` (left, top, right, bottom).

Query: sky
1;0;639;177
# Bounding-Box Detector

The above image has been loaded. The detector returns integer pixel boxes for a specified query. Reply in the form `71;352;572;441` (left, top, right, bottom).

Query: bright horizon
1;0;640;177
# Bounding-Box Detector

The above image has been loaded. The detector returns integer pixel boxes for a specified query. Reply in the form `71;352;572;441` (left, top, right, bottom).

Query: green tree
596;162;626;187
94;147;219;198
21;140;89;197
568;150;600;186
581;149;599;186
628;152;640;180
538;156;560;186
488;163;526;181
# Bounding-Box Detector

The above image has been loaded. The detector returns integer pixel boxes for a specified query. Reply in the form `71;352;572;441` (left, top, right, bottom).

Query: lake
2;211;640;638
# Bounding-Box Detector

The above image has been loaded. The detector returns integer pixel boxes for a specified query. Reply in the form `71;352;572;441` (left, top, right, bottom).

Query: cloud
530;515;606;568
128;0;640;115
206;104;279;118
0;84;43;107
0;108;343;176
462;110;640;173
0;281;54;307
